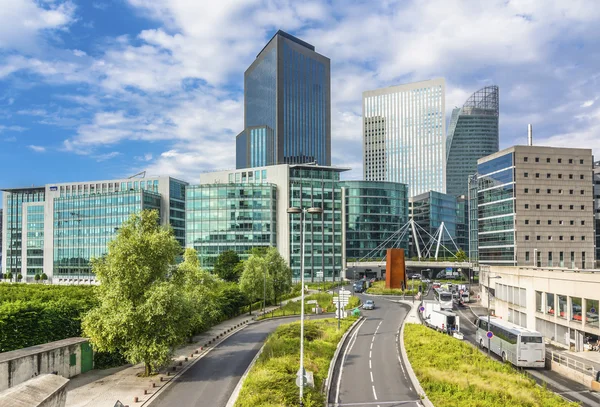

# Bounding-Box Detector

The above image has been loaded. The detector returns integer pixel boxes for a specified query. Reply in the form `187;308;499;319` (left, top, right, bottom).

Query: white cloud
0;125;26;133
94;151;121;162
0;0;75;50
28;145;46;152
581;100;595;108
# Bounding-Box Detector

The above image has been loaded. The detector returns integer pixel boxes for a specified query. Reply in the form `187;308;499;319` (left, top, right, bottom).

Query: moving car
353;280;366;293
363;299;375;310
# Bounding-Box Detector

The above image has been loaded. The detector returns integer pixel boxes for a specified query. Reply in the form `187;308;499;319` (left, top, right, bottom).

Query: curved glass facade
186;183;277;270
341;181;409;261
446;85;499;197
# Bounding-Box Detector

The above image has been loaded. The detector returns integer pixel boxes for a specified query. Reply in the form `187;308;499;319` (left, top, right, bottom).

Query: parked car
422;279;431;283
363;300;375;310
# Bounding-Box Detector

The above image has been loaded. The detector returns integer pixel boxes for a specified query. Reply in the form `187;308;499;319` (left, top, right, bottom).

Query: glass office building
53;190;161;278
2;187;46;276
476;152;516;265
24;205;44;277
289;166;343;281
446;86;499;198
341;181;409;261
237;30;331;169
456;195;469;253
468;174;479;263
409;191;457;258
186;183;277;270
363;78;446;197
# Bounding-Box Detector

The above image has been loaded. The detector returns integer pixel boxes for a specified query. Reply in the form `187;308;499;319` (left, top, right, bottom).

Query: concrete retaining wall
0;374;69;407
0;338;89;392
550;360;593;388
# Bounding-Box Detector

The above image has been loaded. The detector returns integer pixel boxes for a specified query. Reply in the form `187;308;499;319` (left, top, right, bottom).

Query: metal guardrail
547;350;598;378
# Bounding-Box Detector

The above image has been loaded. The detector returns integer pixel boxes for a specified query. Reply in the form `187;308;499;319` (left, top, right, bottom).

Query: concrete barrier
550;360;593;388
0;374;69;407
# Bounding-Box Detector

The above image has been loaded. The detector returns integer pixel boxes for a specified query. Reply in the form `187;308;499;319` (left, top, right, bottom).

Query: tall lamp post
287;205;323;407
487;272;502;358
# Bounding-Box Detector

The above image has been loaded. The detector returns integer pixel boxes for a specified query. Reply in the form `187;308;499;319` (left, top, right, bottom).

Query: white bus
476;317;545;368
434;290;453;310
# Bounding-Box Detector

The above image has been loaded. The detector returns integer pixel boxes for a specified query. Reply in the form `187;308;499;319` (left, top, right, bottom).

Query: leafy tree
5;272;12;281
34;274;40;283
264;247;292;305
16;274;22;282
82;210;186;376
248;247;268;258
218;283;247;318
174;248;222;336
239;255;272;314
41;273;48;283
213;250;241;282
455;249;468;262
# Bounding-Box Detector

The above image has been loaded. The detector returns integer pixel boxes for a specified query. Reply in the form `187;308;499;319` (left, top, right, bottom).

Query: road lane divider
330;317;366;406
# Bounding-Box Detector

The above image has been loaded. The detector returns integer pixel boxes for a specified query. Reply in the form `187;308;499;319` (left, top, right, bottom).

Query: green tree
239;255;272;314
34;274;40;283
41;273;48;283
5;272;12;281
264;247;292;305
16;274;22;282
174;248;222;336
82;210;186;376
455;249;468;262
213;250;241;282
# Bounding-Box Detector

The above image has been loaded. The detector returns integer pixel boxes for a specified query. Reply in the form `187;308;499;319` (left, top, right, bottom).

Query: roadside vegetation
234;317;357;407
257;293;361;320
366;280;425;296
404;324;577;407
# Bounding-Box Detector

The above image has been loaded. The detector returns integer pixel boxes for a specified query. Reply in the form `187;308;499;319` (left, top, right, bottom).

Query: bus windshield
440;293;452;301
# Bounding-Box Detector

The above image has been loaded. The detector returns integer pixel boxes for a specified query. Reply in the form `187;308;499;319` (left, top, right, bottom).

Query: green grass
365;280;423;296
234;317;357;407
258;293;340;320
404;324;578;407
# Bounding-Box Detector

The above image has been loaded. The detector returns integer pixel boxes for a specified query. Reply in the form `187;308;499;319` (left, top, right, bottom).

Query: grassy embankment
365;280;425;295
258;293;360;320
234;317;357;407
404;324;577;407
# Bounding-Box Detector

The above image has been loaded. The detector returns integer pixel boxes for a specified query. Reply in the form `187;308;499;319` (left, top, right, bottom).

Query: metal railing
547;349;598;378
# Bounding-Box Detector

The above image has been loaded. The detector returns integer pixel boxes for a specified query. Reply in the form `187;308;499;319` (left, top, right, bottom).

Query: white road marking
372;385;378;400
369;359;372;369
370;350;372;358
335;318;366;405
370;342;373;350
370;371;374;382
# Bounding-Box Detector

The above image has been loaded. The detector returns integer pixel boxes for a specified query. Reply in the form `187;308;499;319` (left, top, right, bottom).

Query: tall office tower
446;86;499;197
236;30;331;169
363;78;446;197
594;161;600;266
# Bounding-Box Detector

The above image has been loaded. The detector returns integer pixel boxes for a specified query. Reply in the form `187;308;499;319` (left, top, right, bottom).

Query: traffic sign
591;307;597;313
486;331;493;339
419;306;425;312
296;368;308;387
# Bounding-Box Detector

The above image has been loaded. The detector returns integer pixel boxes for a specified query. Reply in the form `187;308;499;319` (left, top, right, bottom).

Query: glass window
546;158;551;163
558;295;567;319
524;188;529;193
535;157;539;162
569;159;573;164
535;173;540;178
546;293;555;315
524;157;528;162
580;159;584;164
586;298;599;328
526;251;530;261
546;174;551;179
559;251;564;267
524;172;528;177
572;297;582;322
535;291;542;313
558;159;562;163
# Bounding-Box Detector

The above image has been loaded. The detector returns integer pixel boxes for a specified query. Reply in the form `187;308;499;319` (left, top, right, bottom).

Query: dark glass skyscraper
446;86;499;197
236;30;331;169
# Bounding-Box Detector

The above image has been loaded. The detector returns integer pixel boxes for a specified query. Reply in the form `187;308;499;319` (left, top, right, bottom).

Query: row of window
524;235;587;241
524;219;585;226
524;204;586;210
524;188;586;195
525;251;587;269
523;157;585;164
524;172;585;180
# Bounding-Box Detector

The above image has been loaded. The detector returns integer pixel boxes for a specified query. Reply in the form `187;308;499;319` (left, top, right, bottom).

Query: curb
398;303;435;407
225;340;267;407
323;316;364;406
140;318;253;406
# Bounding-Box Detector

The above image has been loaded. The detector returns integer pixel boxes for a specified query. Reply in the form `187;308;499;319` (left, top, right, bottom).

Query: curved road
334;291;421;407
150;315;326;407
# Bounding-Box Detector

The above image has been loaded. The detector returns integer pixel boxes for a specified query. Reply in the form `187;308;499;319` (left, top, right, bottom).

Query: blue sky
1;0;600;204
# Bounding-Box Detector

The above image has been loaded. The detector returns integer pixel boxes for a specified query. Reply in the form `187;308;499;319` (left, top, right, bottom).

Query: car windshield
366;300;373;305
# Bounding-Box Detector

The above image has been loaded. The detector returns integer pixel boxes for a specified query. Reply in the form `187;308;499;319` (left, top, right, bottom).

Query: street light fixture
287;205;323;407
487;272;502;358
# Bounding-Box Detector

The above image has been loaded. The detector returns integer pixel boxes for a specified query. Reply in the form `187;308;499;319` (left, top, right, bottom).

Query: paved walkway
65;294;310;407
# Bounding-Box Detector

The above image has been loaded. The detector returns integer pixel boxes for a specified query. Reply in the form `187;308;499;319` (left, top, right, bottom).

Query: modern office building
409;190;458;258
468;174;479;263
186;183;277;269
192;163;346;280
594;162;600;266
0;208;3;270
476;146;594;268
456;195;468;253
481;265;600;351
1;176;187;282
236;30;331;169
341;181;409;261
446;86;499;197
363;78;446;197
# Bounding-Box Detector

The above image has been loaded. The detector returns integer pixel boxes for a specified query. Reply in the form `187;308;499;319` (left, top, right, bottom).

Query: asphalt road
150;315;326;407
334;292;421;407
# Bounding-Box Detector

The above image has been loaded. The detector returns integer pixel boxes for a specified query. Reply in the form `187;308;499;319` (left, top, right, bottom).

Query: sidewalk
66;294;309;407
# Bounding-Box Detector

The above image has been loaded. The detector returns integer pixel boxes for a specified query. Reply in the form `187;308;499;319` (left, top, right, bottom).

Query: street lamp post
487;271;502;358
288;206;323;407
